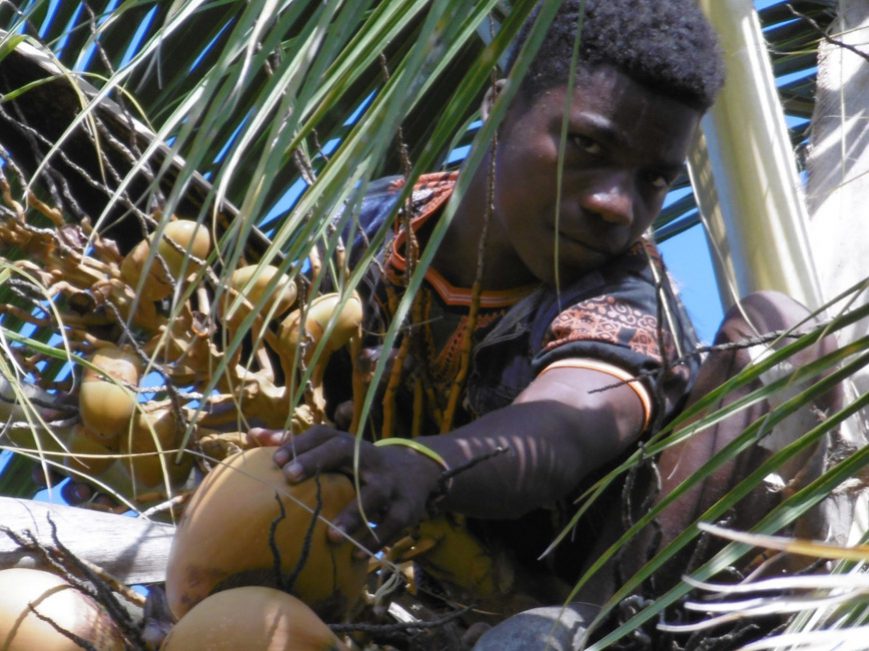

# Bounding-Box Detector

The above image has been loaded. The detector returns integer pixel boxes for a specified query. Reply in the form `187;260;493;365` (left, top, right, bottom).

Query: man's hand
250;426;443;555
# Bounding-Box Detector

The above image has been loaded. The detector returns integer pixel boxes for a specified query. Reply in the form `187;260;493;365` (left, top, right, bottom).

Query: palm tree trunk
805;0;869;543
688;0;869;549
690;0;823;310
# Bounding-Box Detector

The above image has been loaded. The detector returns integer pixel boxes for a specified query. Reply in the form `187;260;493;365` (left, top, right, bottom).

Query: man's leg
579;291;843;633
475;291;842;649
646;290;840;584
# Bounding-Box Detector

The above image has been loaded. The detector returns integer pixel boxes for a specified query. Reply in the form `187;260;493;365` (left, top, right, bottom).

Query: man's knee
714;290;840;379
671;290;841;538
717;290;813;344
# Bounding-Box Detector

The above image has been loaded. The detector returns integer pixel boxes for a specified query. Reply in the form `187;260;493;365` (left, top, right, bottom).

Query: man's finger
372;501;417;548
335;481;385;531
282;434;371;482
248;427;286;447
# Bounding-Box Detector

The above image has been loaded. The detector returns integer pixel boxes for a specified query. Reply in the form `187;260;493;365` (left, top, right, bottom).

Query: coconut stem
381;335;410;439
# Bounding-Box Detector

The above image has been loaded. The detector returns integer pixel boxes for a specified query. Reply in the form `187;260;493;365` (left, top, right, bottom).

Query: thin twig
0;518;145;648
430;446;509;506
44;516;145;643
787;4;869;64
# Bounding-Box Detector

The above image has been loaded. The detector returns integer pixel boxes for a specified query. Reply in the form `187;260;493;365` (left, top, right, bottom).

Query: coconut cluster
2;203;375;647
0;565;349;650
0;450;368;649
2;207;369;507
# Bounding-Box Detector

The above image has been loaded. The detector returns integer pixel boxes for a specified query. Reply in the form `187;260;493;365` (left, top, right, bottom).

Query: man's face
488;64;703;286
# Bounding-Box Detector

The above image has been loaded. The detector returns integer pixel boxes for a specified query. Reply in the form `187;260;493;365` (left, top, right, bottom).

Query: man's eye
573;135;601;155
647;173;672;190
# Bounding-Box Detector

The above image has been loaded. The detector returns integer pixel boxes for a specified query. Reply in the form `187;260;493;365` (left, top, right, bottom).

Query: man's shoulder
354;175;404;228
346;171;459;246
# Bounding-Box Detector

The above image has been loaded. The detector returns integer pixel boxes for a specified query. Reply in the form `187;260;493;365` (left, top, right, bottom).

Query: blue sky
659;220;722;343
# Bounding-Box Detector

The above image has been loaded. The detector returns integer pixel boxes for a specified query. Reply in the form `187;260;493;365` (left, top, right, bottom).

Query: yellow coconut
120;239;168;301
78;345;141;442
0;568;125;651
165;447;367;622
278;308;323;363
119;406;193;492
120;219;211;301
306;293;363;354
63;425;117;476
226;264;297;321
277;292;362;362
81;344;141;385
160;586;347;651
155;220;211;279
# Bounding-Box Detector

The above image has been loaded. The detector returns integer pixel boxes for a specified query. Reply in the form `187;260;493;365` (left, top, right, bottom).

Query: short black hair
507;0;725;111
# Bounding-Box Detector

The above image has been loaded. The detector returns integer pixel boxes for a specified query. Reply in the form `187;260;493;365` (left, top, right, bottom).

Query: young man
255;0;838;646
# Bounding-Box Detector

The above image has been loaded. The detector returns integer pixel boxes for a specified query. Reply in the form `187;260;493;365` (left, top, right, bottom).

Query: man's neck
430;156;536;291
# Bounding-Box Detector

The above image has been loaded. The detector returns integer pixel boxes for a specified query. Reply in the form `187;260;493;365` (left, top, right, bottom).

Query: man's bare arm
420;365;646;517
253;365;646;552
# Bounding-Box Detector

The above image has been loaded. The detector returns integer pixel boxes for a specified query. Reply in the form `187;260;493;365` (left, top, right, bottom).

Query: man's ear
481;78;507;121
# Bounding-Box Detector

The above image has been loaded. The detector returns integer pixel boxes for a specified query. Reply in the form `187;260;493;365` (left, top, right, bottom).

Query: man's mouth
554;229;613;256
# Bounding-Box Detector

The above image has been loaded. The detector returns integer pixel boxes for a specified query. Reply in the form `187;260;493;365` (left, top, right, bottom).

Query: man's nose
580;173;634;226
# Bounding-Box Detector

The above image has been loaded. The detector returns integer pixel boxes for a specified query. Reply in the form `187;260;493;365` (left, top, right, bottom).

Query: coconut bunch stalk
0;197;212;504
0;167;364;505
0;180;300;500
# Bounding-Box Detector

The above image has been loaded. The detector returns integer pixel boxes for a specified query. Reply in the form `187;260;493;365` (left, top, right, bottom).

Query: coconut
155;220;211;280
226;264;297;322
160;586;347;651
120;406;193;492
120;219;211;301
165;447;367;621
63;425;117;476
78;345;141;442
277;292;362;365
120;239;168;301
0;568;124;651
